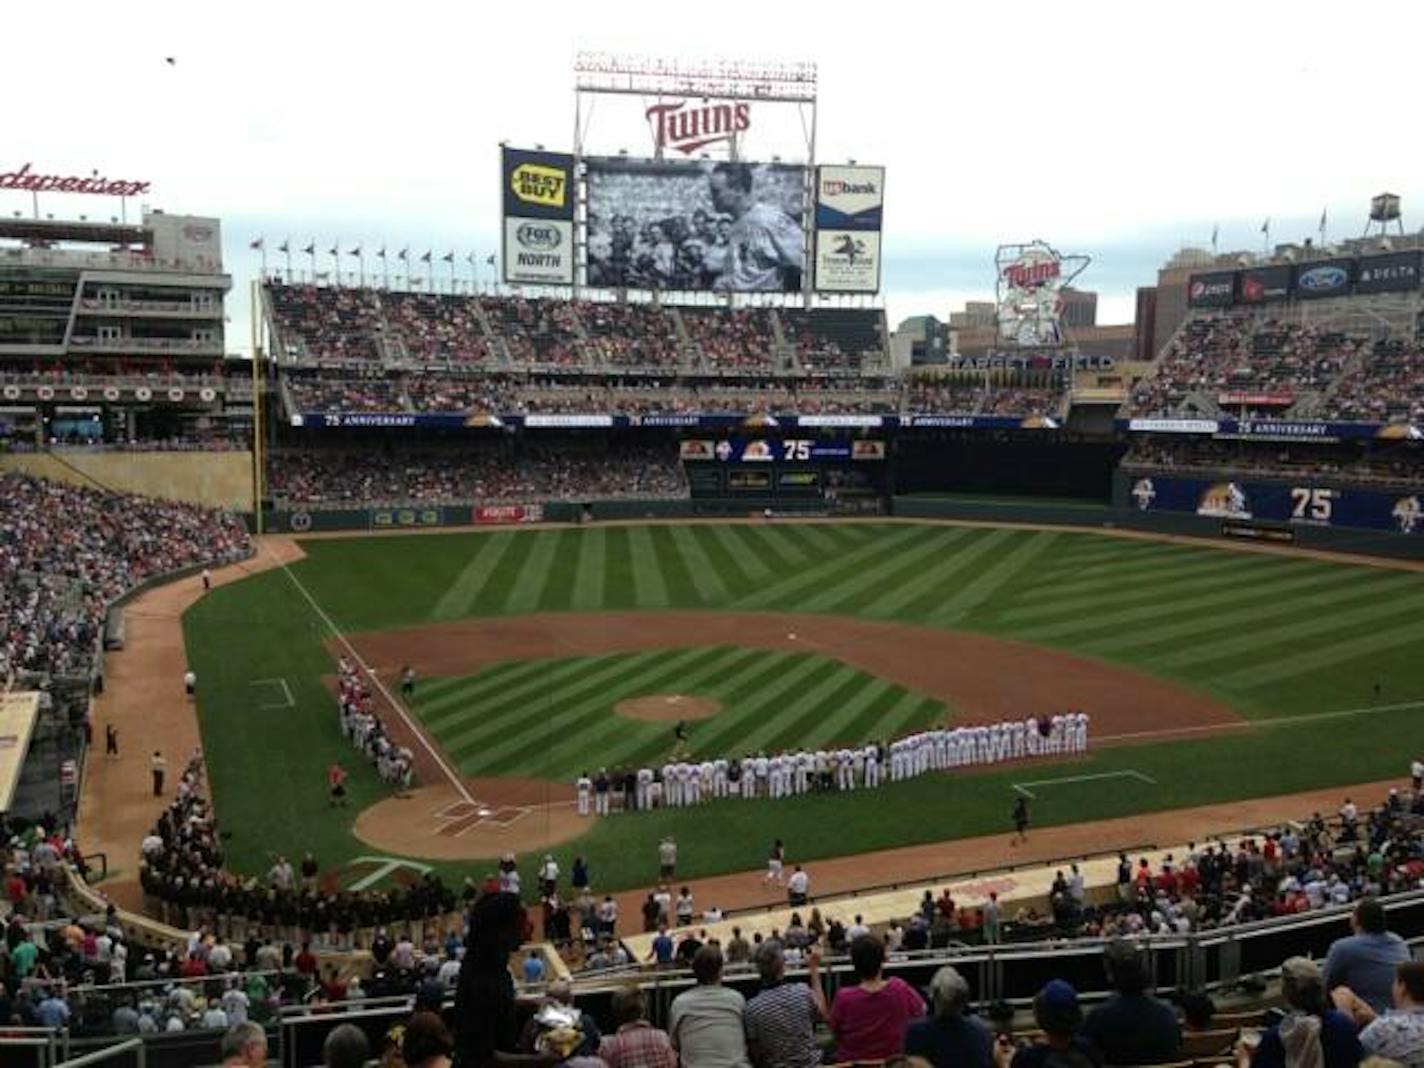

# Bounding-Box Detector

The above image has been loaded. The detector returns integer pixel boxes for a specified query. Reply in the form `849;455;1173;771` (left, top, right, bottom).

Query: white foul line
1095;698;1424;745
265;544;476;807
249;677;295;709
1013;769;1158;799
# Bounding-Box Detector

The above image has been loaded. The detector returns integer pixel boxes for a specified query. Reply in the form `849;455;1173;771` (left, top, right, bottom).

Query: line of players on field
575;711;1091;816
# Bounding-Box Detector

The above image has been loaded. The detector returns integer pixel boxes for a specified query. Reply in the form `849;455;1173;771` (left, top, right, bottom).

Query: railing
0;1026;63;1068
69;337;223;355
54;1039;145;1068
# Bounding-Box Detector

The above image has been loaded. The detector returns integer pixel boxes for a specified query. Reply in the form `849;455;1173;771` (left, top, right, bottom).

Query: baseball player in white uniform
576;773;592;817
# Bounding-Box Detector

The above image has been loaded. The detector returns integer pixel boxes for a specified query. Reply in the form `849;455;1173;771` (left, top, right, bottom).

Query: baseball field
182;520;1424;894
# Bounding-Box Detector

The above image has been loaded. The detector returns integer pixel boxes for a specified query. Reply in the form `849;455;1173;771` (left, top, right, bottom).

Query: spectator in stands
453;892;542;1068
744;943;826;1068
667;944;750;1068
828;934;926;1061
905;964;995;1068
405;1010;457;1068
1332;960;1424;1067
996;980;1100;1068
323;1023;370;1068
599;986;678;1068
220;1021;269;1068
1238;957;1362;1068
1324;898;1411;1014
1081;940;1181;1065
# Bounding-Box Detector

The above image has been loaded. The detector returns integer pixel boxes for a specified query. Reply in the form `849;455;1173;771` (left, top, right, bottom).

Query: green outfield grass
415;648;949;780
182;522;1424;893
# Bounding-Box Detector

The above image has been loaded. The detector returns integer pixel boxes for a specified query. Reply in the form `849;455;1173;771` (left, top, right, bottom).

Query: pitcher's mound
616;694;722;722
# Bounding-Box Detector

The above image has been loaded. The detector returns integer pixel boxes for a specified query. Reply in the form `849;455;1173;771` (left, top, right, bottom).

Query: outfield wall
0;449;254;510
893;490;1424;561
263;495;839;533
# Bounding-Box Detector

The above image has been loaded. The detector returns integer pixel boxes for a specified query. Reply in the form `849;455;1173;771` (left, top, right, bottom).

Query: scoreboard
680;436;887;498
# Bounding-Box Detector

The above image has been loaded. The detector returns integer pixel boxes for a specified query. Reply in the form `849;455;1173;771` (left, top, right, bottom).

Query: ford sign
1297;265;1347;293
516;223;562;250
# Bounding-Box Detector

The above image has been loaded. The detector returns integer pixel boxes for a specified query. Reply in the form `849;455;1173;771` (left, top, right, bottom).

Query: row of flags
248;239;495;266
1210;208;1330;252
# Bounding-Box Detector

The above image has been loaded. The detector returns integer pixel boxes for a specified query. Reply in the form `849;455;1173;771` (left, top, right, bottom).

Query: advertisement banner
1354;251;1422;295
1218;392;1294;407
371;507;444;528
1126;418;1219;434
1238;264;1292;304
814;229;881;293
500;147;575;221
815;165;885;230
1125;474;1423;534
585;157;807;292
1294;259;1354;300
503;218;574;285
1187;271;1236;308
473;504;545;525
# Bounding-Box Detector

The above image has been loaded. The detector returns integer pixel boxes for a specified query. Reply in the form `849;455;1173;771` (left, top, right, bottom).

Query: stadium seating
1123;437;1424;490
781;308;886;372
0;474;250;687
580;301;685;368
381;292;493;364
479;295;586;367
266;284;383;362
1323;337;1424;423
1129;313;1365;417
679;307;782;370
266;442;688;505
285;370;407;413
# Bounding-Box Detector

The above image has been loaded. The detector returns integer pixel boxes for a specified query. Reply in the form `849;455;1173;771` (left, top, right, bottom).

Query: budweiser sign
0;163;151;197
645;100;751;154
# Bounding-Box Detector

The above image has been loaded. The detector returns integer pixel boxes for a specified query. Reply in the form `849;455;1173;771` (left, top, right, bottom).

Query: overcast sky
7;0;1422;352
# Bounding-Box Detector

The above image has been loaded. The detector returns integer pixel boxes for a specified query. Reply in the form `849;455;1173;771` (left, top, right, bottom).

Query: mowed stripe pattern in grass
292;522;1424;722
412;647;947;779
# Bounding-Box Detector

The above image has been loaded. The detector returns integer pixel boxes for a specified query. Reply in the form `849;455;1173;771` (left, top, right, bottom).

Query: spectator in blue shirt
648;924;675;967
1324;898;1410;1014
906;965;994;1068
522;949;546;984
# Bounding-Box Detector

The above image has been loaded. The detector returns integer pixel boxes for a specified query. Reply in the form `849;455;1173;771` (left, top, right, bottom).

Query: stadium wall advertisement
1187;251;1422;306
813;164;884;294
501;147;576;285
291;412;1064;431
1124;474;1422;534
1119;417;1422;440
584;157;806;293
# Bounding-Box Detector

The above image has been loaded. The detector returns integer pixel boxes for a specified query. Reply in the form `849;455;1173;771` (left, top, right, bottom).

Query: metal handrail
54;1038;144;1068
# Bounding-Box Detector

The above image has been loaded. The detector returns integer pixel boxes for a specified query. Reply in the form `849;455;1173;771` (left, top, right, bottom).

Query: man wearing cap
907;965;995;1068
1081;940;1180;1064
1324;897;1410;1014
996;979;1100;1068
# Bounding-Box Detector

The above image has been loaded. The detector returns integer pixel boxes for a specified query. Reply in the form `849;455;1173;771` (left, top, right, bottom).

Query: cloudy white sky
7;0;1422;352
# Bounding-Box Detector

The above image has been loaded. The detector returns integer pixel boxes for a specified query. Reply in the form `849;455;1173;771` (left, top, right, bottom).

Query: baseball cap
1040;979;1079;1011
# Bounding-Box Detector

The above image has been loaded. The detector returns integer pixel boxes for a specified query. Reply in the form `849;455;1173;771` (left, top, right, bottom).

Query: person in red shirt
829;935;926;1060
180;954;207;978
294;942;318;978
327;762;348;807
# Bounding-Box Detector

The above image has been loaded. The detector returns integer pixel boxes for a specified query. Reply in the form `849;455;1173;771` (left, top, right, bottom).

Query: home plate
478;807;493;817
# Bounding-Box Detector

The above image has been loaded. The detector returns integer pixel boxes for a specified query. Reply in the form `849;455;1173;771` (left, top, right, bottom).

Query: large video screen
585;157;806;292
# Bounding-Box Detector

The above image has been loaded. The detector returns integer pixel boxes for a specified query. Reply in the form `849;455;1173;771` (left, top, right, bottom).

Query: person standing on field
105;724;119;758
659;836;677;881
151;750;166;796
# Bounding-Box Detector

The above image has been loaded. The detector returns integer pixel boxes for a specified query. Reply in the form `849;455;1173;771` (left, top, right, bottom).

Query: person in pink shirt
828;934;926;1061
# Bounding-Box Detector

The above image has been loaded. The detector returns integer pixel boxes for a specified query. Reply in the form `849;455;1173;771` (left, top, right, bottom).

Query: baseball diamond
180;520;1424;892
